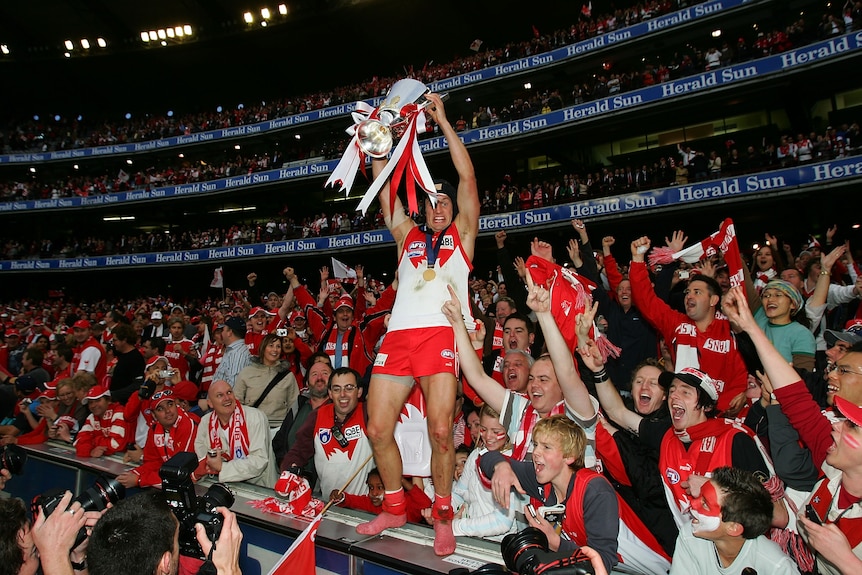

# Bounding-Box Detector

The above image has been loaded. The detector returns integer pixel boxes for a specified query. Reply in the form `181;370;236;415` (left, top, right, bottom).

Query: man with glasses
279;367;373;498
116;389;198;488
723;286;862;574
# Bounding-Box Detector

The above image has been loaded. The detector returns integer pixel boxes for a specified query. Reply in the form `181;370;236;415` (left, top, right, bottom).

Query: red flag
267;513;322;575
648;218;744;297
531;25;540;38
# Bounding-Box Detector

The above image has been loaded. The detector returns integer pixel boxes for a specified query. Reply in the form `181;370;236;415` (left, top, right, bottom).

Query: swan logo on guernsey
318;428;333;445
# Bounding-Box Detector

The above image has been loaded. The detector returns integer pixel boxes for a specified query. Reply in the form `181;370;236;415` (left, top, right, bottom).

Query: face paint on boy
689;480;722;533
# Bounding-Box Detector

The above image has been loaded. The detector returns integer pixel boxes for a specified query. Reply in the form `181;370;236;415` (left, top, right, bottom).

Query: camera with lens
159;452;235;559
32;476;125;549
0;444;27;475
501;527;594;575
138;375;157;399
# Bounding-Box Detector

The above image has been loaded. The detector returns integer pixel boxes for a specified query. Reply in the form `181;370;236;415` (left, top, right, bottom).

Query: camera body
159;452;235;559
158;369;175;380
501;527;594;575
33;476;125;549
138;375;157;399
0;444;27;475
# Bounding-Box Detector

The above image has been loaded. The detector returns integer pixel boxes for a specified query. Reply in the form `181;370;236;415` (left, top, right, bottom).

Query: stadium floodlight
244;12;254;23
278;4;288;15
97;38;106;47
64;40;74;50
261;8;271;19
81;38;90;49
184;25;192;35
157;29;166;39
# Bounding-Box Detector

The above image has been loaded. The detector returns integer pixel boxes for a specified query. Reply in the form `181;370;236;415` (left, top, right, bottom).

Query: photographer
124;356;184;457
87;491;243;575
1;490;100;575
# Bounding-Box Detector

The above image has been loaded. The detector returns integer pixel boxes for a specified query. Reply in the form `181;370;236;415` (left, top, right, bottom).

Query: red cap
835;395;862;427
83;384;111;403
334;295;354;311
171;380;199;402
5;328;20;337
151;389;176;410
37;389;58;401
72;319;91;330
248;306;275;318
145;355;170;369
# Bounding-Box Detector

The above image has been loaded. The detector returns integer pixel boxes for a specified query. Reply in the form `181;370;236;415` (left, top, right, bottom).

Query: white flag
330;257;357;282
210;267;224;288
469;38;483;51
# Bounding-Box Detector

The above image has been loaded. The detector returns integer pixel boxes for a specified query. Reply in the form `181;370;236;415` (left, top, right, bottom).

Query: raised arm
722;286;804;390
442;285;508;413
576;302;643;434
425;93;480;258
524;274;595;419
808;245;847;310
372;158;412;249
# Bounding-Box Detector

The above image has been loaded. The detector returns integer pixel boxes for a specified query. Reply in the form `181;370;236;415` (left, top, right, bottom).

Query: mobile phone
678;270;690;280
275;328;289;337
805;503;823;525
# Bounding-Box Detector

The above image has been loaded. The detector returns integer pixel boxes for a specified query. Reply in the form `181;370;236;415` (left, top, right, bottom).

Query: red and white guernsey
388;225;474;333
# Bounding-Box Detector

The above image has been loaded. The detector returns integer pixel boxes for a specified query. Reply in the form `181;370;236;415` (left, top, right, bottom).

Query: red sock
433;520;456;556
431;494;453;521
356;490;407;536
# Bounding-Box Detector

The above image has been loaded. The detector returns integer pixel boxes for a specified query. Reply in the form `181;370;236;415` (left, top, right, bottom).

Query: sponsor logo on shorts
441;349;455;360
373;353;388;367
665;468;681;484
318;428;333;444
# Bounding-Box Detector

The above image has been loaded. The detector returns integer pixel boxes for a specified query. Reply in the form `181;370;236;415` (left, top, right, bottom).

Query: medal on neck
423;224;449;282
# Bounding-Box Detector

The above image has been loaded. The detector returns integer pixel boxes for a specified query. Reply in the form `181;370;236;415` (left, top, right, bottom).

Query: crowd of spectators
0;0;853;209
1;214;862;572
0;0;708;155
1;121;858;261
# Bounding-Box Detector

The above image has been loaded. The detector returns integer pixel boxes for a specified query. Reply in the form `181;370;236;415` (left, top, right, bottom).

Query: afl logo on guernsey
441;349;455;360
666;468;681;484
407;240;426;259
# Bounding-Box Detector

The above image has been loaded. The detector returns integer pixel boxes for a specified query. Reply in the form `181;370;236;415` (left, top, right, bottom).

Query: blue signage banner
0;0;751;166
0;27;857;215
2;155;860;272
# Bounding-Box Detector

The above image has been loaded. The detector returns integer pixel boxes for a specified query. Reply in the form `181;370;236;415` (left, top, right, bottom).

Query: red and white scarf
525;255;621;361
512;400;566;461
648;218;744;296
208;403;251;461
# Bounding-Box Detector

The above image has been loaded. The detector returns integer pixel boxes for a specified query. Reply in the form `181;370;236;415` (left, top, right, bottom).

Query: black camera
501;528;594;575
32;476;125;549
0;444;27;475
159;452;235;559
138;376;157;399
